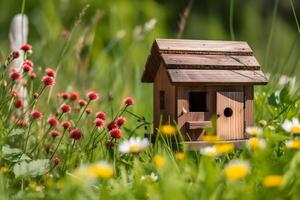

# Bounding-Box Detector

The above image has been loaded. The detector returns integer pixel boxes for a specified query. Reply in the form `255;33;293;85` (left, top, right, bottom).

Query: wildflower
107;121;117;131
70;129;82;140
11;89;19;97
123;97;135;106
48;117;59;127
95;118;105;128
30;72;36;79
20;44;32;51
246;127;262;137
9;71;21;81
86;108;93;114
33;92;39;99
0;166;9;174
247;138;267;150
214;143;235;154
42;76;55;86
259;120;267;127
119;137;149;153
60;103;71;113
11;51;19;59
282;118;300;135
110;128;122;139
224;160;250;181
175;152;185;160
202;135;220;142
153;155;165;168
76;162;113;180
45;68;56;77
159;125;177;135
14;99;23;109
22;63;32;72
263;175;284;187
28;181;44;192
285;140;300;149
62;120;71;130
60;92;69;100
50;130;60;138
79;99;87;107
52;156;61;165
87;91;99;101
200;146;218;157
24;60;33;67
141;172;158;182
70;92;79;101
30;110;43;120
96;111;106;120
117;116;126;127
17;119;28;127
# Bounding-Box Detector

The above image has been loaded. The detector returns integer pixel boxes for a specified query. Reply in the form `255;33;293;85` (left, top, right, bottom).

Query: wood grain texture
168;69;268;84
177;86;214;140
188;121;212;129
153;63;176;133
217;91;244;140
156;39;253;55
244;86;254;132
161;54;260;69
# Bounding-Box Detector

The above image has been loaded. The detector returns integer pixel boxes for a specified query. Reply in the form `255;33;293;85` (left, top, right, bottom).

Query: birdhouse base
184;139;247;151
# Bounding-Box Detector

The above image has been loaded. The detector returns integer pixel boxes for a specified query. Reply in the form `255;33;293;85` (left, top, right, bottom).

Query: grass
0;0;300;199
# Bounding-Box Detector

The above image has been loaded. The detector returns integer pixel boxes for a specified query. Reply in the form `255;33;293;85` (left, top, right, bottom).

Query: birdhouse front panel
141;39;268;143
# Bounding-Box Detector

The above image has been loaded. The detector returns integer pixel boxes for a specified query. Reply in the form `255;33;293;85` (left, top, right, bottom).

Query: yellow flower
214;143;234;154
224;160;250;181
88;162;114;179
0;167;9;174
159;125;177;135
153;155;165;168
175;152;185;160
285;140;300;149
202;135;219;142
75;161;114;181
246;127;262;136
263;175;283;187
247;138;266;150
259;120;267;127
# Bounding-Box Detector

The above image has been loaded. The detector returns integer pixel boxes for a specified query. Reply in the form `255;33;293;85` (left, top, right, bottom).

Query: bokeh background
0;0;299;131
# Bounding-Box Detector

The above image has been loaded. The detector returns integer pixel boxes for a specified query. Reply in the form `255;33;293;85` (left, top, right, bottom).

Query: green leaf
2;145;22;156
268;91;280;106
13;159;50;178
279;84;291;104
7;128;25;136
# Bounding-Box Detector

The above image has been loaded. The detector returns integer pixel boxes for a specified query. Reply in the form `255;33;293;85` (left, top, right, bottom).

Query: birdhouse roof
141;39;268;84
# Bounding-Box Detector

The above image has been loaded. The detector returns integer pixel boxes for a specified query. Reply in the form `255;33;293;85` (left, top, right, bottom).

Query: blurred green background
0;0;299;128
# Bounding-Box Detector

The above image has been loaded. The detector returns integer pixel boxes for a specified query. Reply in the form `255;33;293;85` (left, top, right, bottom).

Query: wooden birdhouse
141;39;268;149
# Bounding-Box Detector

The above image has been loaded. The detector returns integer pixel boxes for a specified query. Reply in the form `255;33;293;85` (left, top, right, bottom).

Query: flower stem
50;129;67;160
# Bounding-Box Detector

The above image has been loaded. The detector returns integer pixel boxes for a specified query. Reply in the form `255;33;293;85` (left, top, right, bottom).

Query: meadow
0;0;300;199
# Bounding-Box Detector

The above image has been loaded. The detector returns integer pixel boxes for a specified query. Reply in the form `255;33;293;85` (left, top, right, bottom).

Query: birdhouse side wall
153;63;176;132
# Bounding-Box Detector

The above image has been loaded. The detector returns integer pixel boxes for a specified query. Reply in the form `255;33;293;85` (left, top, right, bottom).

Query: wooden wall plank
244;86;254;131
153;63;176;133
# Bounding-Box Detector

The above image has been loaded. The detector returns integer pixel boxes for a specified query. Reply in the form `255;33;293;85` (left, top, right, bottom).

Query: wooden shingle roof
141;39;268;84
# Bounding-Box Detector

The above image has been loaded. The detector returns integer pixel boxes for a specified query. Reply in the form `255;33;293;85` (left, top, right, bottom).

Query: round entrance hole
224;107;233;117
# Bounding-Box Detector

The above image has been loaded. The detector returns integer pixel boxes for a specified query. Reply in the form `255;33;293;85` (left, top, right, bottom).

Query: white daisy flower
246;138;267;150
285;140;300;149
246;127;262;136
141;172;158;182
282;118;300;135
119;137;149;153
200;146;218;157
